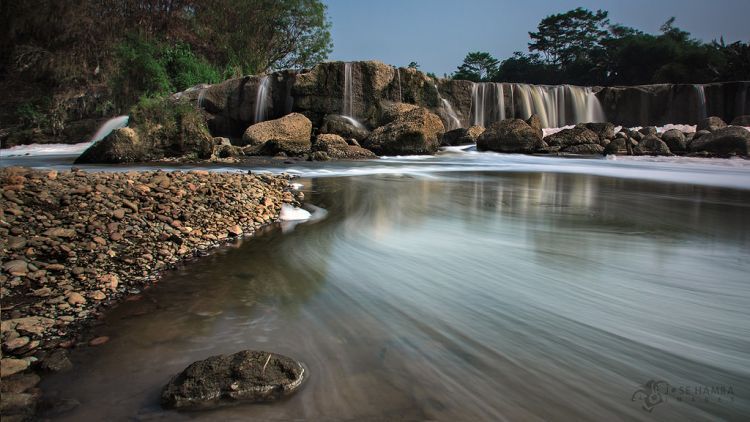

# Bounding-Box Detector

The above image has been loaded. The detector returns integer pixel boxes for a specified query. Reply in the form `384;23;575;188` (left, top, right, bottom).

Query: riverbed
3;146;750;420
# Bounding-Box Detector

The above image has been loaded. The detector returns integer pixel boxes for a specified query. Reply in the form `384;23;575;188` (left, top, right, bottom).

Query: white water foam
0;142;94;157
279;204;312;221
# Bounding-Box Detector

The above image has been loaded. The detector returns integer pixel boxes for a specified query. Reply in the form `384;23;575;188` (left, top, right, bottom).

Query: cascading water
90;115;129;143
434;84;461;130
470;83;505;127
254;76;271;123
508;84;605;127
395;67;402;103
197;88;207;110
694;84;707;120
343;62;354;117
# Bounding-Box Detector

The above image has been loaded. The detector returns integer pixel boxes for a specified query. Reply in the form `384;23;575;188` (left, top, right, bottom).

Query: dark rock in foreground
161;350;306;410
440;126;485;146
363;106;445;155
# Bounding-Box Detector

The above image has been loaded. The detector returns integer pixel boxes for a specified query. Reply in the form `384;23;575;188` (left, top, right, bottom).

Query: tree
452;51;499;82
528;7;609;66
407;61;420;69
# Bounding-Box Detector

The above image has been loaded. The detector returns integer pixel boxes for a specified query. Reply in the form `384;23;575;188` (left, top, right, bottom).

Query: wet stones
161;350;307;410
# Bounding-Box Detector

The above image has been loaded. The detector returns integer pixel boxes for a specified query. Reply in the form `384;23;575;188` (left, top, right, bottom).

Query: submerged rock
161;350;306;410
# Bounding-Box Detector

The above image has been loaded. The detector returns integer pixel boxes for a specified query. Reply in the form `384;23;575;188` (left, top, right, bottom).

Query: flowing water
343;62;354;118
470;83;605;128
29;148;750;421
254;76;271;124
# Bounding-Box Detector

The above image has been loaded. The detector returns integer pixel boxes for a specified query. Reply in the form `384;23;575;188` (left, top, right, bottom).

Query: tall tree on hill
528;7;610;66
452;52;499;82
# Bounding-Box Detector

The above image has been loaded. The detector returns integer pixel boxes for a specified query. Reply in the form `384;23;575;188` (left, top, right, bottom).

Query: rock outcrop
161;350;306;409
363;107;444;155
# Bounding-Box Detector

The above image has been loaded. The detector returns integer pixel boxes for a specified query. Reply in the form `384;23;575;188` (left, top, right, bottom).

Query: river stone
697;116;727;132
161;350;306;409
241;113;312;147
477;119;545;153
661;129;687;152
731;115;750;126
312;134;376;159
637;135;672;155
1;358;29;378
440;126;485;146
544;126;600;147
363;106;444;155
689;126;750;156
562;143;605;155
583;122;616;141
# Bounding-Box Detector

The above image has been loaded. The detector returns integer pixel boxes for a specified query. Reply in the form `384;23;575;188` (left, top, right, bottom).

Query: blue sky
324;0;750;76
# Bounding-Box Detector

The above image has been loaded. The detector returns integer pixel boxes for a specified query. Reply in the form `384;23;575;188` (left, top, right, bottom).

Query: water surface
42;172;750;421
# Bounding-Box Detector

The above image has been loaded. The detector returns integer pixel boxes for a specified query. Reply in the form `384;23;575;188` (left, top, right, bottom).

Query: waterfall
254;76;271;123
395;67;402;103
343;62;354;117
434;84;461;130
694;84;707;120
197;88;207;110
89;115;129;143
508;83;604;128
470;83;505;127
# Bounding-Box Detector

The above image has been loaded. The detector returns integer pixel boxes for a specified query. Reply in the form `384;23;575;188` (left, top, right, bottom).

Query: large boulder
697;116;727;132
636;135;672;155
161;350;306;410
476;118;545;153
312;134;376;159
440;126;485;146
75;127;144;163
363;107;444;155
690;126;750;156
583;122;616;142
319;114;370;141
544;126;600;147
604;137;633;155
661;129;687;153
731;115;750;126
241;113;312;147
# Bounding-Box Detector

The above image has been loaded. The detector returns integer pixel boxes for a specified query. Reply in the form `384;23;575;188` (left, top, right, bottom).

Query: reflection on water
43;172;750;421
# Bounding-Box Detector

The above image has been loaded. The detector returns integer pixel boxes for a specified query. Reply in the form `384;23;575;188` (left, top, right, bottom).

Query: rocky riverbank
0;167;299;420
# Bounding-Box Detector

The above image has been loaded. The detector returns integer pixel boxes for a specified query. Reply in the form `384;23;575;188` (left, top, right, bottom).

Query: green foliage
528;7;609;66
160;44;221;91
111;34;172;110
408;61;420;69
16;102;49;128
452;52;499;82
462;9;750;85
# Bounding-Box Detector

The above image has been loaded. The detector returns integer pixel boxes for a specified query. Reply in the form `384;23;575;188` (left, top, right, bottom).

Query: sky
324;0;750;76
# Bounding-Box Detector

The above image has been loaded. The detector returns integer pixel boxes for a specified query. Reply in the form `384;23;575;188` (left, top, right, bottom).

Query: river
3;146;750;420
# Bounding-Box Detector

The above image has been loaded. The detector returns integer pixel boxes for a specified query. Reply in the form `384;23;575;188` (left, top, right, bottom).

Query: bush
160;44;221;91
111;34;172;110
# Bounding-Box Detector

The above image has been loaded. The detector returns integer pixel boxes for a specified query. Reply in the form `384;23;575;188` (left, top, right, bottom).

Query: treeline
0;0;331;127
452;8;750;85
